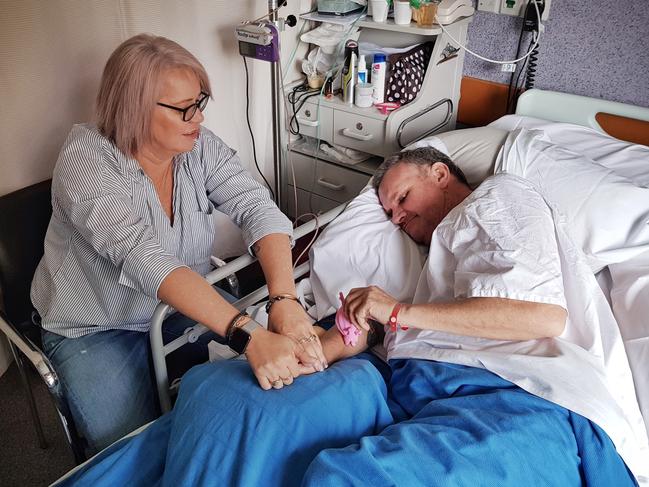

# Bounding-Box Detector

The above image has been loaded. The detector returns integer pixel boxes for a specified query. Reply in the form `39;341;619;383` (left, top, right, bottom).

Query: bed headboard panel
516;89;649;146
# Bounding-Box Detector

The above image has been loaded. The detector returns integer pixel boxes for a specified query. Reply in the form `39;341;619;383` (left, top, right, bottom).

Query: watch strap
225;315;263;355
239;318;262;334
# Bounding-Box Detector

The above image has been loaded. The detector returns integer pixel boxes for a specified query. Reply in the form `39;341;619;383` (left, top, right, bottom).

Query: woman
31;33;326;456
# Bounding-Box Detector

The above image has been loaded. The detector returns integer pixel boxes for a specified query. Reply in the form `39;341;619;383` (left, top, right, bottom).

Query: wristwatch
226;319;262;355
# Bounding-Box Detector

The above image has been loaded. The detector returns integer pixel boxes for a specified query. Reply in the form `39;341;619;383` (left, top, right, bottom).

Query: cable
524;42;539;90
287;84;322;135
505;20;528;114
280;71;326;218
508;37;535;113
291;213;321;270
242;56;275;200
508;1;545;112
434;0;542;65
506;1;535;114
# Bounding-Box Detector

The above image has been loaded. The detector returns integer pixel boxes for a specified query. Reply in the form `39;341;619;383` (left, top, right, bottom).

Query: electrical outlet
501;63;516;72
500;0;524;16
477;0;499;14
500;0;551;20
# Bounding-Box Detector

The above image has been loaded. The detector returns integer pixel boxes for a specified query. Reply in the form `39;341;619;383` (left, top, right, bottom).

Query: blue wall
463;0;649;108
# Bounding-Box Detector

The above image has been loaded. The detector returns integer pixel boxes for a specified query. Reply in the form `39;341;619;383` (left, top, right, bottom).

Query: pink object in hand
336;292;362;347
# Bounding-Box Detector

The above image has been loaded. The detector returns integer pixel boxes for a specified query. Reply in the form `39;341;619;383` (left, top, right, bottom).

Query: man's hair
96;33;211;157
371;147;470;192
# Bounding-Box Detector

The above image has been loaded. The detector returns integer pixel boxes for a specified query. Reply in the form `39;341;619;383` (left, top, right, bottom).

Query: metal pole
9;342;48;449
269;0;283;207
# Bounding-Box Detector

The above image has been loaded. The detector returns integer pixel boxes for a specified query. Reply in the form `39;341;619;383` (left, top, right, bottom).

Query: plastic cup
307;74;324;89
393;1;412;25
370;0;389;23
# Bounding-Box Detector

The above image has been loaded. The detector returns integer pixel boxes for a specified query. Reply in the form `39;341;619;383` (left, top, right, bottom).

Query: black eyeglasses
156;91;210;121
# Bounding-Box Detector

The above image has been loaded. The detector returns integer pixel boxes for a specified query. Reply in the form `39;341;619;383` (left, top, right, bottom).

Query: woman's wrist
265;293;302;314
268;299;311;335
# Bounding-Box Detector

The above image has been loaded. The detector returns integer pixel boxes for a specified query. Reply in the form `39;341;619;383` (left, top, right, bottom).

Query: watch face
229;327;251;354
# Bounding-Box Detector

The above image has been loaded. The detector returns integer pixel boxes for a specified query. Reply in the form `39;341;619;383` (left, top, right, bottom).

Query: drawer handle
317;178;345;191
341;128;373;141
297;117;319;127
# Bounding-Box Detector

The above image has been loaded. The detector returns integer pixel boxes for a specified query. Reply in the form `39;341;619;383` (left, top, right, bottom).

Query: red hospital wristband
388;303;408;332
388;304;398;332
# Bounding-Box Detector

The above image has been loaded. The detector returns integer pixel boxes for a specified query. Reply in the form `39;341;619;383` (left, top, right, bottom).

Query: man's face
378;162;449;245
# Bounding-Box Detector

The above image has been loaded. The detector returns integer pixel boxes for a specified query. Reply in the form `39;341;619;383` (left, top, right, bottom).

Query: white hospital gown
386;173;648;484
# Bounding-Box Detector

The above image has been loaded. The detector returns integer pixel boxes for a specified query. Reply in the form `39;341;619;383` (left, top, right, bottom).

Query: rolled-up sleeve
54;126;186;298
199;130;293;253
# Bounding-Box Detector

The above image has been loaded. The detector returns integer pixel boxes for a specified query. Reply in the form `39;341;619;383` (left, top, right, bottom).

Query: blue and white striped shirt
31;124;292;338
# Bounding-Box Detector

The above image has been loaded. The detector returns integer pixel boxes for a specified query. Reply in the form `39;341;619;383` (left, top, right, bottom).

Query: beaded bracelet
265;293;302;313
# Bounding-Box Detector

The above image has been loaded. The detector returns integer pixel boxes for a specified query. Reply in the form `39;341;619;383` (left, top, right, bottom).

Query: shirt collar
113;131;199;178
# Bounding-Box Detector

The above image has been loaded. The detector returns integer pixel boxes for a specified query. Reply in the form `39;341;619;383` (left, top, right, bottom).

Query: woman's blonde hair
96;33;211;157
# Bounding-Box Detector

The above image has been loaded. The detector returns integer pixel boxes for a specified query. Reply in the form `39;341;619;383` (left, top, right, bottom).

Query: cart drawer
296;102;333;143
333;111;386;154
312;161;371;203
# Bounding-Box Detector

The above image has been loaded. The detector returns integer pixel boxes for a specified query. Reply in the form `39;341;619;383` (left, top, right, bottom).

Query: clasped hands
245;298;328;391
246;286;397;391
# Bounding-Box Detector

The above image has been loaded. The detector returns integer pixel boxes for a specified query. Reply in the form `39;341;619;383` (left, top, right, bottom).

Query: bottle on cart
357;54;367;84
342;40;359;104
371;53;387;104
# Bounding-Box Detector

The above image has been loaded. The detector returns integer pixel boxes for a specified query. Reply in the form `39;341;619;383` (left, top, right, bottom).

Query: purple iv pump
235;22;280;62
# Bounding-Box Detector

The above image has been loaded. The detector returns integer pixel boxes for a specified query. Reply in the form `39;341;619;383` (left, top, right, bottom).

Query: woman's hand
344;286;397;331
268;300;328;372
244;327;313;390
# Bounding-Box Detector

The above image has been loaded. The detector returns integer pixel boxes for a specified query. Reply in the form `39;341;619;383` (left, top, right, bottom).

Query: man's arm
315;319;385;365
344;286;566;341
400;297;566;340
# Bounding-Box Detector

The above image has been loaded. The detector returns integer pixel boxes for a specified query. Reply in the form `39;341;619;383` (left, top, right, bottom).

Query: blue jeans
42;290;233;457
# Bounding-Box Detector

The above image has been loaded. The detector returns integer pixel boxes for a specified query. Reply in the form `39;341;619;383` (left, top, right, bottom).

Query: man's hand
268;300;327;372
343;285;397;331
244;327;314;390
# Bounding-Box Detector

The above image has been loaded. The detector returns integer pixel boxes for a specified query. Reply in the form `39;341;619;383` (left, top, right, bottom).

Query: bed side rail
150;202;348;413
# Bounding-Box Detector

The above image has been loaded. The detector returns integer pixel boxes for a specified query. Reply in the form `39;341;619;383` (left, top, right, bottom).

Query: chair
0;179;86;464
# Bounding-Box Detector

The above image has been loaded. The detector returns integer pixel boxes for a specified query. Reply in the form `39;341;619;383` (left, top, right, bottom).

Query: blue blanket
55;357;635;487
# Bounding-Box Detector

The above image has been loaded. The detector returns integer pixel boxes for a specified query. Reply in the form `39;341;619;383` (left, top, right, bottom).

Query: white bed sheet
490;114;649;441
609;251;649;440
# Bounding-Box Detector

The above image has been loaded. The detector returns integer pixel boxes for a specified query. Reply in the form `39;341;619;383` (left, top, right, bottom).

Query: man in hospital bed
56;147;645;486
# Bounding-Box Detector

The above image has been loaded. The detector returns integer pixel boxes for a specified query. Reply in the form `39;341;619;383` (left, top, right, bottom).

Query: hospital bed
53;88;649;486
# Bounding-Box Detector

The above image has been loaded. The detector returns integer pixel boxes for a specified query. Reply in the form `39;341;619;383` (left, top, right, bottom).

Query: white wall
0;0;313;376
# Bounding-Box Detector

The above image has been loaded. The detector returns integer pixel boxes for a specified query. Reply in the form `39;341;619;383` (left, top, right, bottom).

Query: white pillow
309;186;427;319
496;128;649;273
406;126;509;188
490;115;649;188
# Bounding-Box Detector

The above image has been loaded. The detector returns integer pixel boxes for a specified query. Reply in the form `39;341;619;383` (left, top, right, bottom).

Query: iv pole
269;0;283;207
